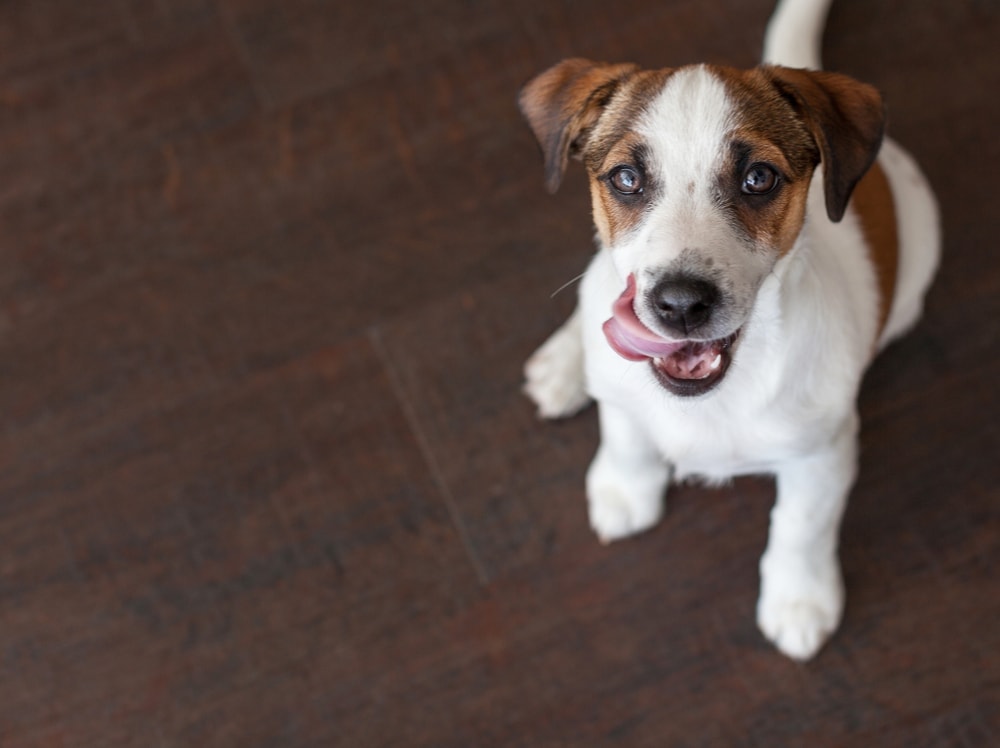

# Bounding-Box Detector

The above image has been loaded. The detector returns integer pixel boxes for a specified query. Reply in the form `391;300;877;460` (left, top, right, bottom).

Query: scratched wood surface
0;1;997;745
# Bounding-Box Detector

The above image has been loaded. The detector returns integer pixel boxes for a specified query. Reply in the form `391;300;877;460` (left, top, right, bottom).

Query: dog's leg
586;402;671;543
523;307;592;419
757;416;858;661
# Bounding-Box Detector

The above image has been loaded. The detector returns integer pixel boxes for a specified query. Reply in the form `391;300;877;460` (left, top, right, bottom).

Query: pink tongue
602;274;722;380
602;274;686;361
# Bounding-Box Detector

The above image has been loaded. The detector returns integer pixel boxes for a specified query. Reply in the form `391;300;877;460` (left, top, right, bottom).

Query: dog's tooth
710;354;722;370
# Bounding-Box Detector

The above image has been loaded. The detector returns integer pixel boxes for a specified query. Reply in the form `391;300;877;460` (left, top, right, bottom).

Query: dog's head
520;61;885;396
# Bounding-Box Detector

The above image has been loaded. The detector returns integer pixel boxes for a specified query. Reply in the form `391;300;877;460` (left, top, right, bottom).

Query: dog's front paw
587;484;663;544
523;322;590;419
586;448;667;544
757;555;844;661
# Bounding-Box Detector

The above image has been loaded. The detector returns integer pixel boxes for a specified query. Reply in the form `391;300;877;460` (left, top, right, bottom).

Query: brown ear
519;58;638;193
765;66;886;222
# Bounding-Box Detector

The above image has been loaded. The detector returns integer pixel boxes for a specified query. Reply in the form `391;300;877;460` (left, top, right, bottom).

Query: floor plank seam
367;325;491;586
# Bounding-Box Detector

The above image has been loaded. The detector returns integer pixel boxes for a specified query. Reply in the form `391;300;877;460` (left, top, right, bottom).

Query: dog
519;0;940;660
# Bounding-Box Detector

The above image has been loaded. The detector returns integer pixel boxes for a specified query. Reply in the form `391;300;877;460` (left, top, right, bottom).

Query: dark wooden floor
1;0;997;745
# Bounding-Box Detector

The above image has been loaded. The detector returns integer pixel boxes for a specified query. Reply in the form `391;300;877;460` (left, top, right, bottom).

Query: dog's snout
651;276;720;335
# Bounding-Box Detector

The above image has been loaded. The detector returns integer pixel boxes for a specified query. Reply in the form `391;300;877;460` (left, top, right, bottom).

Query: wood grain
0;0;997;745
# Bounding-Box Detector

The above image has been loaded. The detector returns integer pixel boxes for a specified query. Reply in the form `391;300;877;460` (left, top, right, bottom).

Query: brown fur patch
520;61;675;245
759;65;886;223
589;173;614;246
519;59;639;193
580;70;673;246
588;133;648;245
713;67;821;181
851;161;898;335
720;135;813;256
580;70;671;173
713;66;819;255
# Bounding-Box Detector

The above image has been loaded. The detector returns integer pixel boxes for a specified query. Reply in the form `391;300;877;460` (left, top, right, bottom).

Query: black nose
650;276;720;335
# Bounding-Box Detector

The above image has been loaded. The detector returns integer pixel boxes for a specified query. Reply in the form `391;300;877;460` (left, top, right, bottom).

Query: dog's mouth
602;274;740;397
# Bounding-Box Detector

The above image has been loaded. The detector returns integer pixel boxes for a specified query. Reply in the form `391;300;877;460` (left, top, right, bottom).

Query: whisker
550;272;587;299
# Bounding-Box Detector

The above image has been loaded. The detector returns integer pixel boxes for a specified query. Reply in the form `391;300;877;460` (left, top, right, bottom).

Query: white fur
523;0;940;661
764;0;833;70
523;308;592;418
875;138;941;348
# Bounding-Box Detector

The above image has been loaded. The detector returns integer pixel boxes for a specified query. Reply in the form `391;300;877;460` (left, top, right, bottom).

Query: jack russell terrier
519;0;940;660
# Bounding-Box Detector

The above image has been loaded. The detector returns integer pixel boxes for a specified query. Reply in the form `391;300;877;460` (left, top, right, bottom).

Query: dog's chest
614;379;826;479
580;254;846;479
646;400;820;480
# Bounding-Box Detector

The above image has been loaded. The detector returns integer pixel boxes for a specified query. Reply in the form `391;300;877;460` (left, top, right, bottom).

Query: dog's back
766;0;940;349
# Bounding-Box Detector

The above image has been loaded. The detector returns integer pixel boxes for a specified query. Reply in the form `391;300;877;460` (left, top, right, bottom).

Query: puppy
519;0;940;660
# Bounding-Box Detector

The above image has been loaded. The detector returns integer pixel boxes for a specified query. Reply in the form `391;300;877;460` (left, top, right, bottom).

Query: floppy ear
519;58;638;193
765;66;886;222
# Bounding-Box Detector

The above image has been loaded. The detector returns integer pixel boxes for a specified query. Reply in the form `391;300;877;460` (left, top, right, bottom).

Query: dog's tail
762;0;834;70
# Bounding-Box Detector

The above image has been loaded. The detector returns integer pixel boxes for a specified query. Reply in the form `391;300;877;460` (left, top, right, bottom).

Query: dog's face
521;61;884;396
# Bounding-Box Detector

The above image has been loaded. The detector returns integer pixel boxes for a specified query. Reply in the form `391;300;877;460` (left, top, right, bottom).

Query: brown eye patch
710;66;822;254
589;137;656;246
590;167;650;247
721;139;811;254
578;71;672;247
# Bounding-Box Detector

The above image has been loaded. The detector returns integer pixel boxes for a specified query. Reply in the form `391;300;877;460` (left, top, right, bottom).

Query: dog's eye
609;166;643;195
741;163;779;195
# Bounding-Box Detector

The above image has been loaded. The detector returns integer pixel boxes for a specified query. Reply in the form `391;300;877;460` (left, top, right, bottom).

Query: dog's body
520;0;939;660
